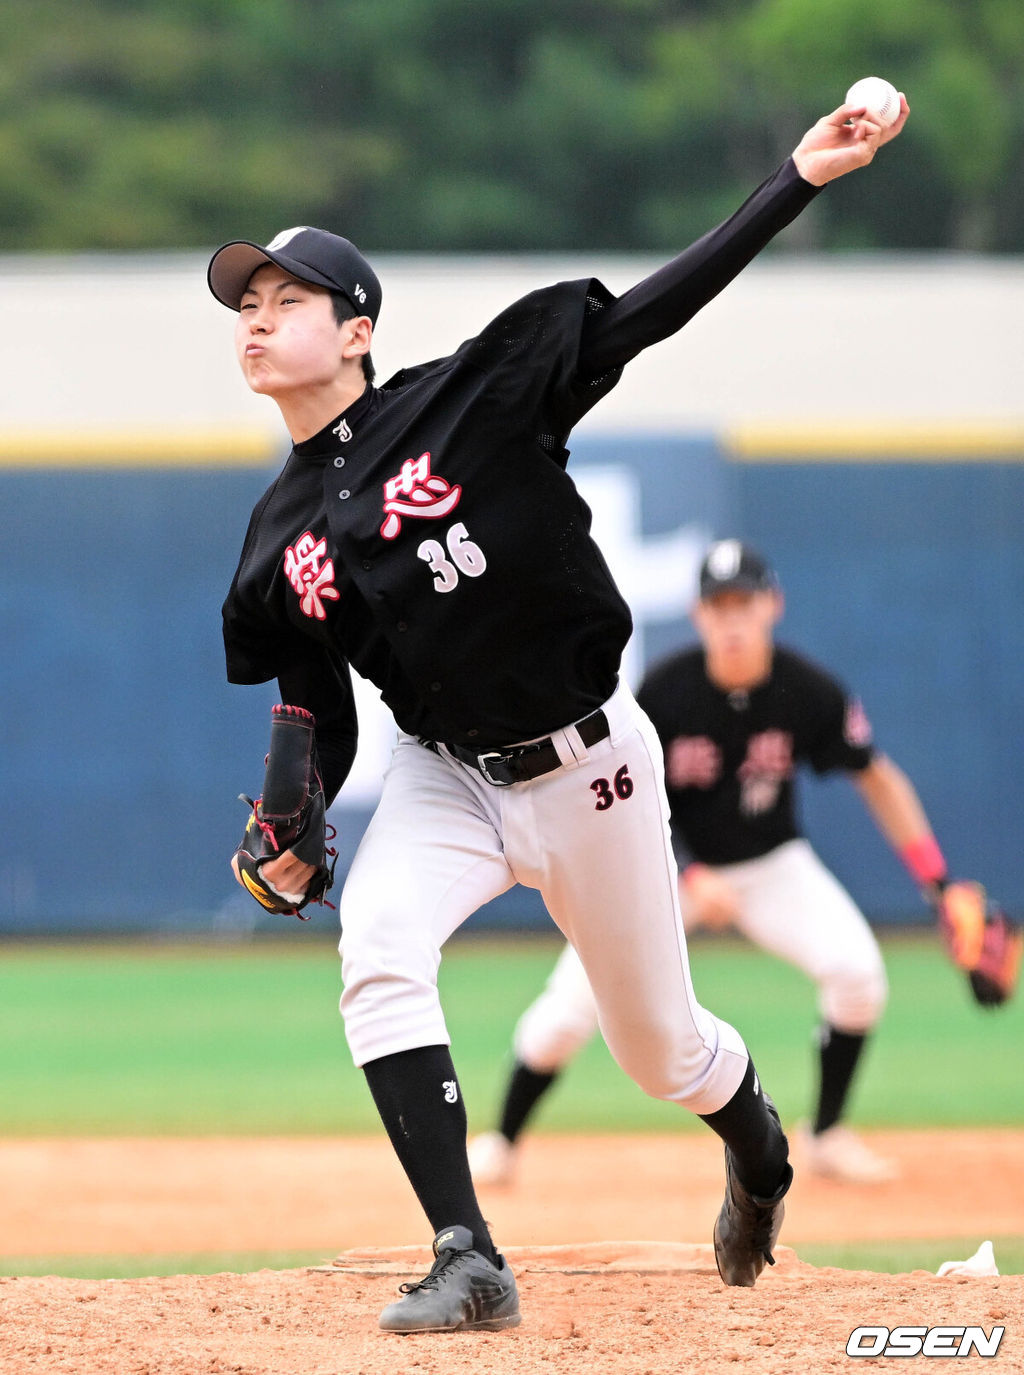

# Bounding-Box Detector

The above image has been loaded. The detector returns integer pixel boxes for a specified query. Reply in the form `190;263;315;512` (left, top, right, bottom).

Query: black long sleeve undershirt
578;158;821;378
277;650;358;806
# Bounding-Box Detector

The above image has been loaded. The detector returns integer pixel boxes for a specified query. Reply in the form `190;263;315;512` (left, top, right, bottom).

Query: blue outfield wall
1;438;1022;934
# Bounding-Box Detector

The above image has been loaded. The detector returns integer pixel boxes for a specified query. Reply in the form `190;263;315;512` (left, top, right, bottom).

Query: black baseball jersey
636;644;876;865
223;161;820;802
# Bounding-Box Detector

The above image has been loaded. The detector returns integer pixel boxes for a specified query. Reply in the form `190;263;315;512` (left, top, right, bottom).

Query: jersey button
467;729;479;738
396;621;408;632
430;681;442;693
333;456;346;468
338;489;351;500
361;560;373;571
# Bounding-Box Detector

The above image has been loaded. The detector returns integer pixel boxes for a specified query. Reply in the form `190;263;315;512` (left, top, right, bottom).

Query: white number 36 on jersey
417;521;487;593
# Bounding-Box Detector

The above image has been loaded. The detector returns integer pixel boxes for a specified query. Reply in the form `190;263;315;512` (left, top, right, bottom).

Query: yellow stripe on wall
4;421;1023;467
0;428;280;467
726;421;1024;462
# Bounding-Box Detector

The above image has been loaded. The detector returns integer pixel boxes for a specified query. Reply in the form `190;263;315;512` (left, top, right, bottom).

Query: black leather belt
441;709;610;787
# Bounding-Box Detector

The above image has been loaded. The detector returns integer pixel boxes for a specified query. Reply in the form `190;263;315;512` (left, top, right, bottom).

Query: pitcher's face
234;264;349;398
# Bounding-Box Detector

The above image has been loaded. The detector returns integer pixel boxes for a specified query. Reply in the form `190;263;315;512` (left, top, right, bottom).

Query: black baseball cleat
713;1107;793;1287
378;1225;522;1333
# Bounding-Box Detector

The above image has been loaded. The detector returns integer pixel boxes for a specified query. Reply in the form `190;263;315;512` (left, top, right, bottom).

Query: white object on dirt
936;1240;999;1278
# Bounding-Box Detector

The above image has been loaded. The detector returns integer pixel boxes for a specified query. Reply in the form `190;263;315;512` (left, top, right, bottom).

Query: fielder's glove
933;879;1022;1008
233;704;337;920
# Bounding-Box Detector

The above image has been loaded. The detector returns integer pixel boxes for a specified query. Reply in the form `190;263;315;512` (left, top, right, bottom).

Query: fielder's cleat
713;1100;792;1288
797;1123;898;1185
467;1131;517;1187
378;1225;522;1334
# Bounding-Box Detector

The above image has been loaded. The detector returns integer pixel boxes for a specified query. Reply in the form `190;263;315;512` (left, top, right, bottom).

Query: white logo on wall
335;464;709;807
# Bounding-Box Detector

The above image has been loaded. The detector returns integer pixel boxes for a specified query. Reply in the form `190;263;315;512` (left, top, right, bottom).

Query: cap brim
700;576;775;597
206;241;340;311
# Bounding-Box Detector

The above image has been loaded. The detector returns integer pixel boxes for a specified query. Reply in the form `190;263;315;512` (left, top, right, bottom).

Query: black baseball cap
698;540;778;598
207;225;382;324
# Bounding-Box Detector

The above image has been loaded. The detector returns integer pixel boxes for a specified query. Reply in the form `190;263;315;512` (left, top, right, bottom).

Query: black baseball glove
233;704;337;919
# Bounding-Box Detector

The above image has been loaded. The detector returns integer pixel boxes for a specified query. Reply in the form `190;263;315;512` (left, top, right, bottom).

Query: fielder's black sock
498;1059;559;1144
699;1058;790;1199
362;1044;497;1263
812;1024;869;1135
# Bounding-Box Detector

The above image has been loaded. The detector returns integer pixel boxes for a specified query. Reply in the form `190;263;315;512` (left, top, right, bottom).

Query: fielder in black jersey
211;99;908;1331
469;539;951;1190
642;637;876;868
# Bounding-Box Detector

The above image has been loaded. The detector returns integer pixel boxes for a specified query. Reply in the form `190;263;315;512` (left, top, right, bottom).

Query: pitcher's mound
319;1238;812;1277
4;1250;1021;1374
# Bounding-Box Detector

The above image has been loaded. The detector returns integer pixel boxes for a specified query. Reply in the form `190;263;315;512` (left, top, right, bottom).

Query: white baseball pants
337;681;750;1115
514;837;888;1074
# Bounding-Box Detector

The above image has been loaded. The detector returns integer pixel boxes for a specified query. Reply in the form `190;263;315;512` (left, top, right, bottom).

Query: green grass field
1;929;1020;1277
2;929;1020;1135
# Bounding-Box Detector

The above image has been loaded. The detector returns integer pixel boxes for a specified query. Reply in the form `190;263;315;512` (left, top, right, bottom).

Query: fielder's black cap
698;540;778;598
207;225;382;324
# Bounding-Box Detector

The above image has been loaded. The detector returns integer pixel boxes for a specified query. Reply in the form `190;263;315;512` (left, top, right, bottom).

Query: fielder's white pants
514;838;888;1074
338;682;750;1114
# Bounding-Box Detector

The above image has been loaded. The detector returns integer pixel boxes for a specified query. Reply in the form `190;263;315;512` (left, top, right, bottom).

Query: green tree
1;0;1021;253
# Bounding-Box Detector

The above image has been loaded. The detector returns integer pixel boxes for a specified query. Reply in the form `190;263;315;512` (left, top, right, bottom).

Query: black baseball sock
498;1060;559;1144
362;1044;496;1262
699;1058;790;1199
812;1024;868;1135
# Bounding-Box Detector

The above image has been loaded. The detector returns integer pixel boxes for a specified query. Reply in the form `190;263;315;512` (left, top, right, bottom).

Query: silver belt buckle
477;750;513;786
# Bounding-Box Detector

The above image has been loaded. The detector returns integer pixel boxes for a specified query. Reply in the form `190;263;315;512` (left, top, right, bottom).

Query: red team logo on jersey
844;697;873;747
283;531;341;620
667;730;795;816
380;452;462;540
666;736;722;789
738;730;794;781
738;729;794;815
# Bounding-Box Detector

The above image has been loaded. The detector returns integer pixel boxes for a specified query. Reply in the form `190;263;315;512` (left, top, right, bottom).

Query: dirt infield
2;1129;1022;1373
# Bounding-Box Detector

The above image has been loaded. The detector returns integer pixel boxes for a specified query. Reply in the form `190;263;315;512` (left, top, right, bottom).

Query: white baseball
845;76;902;128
